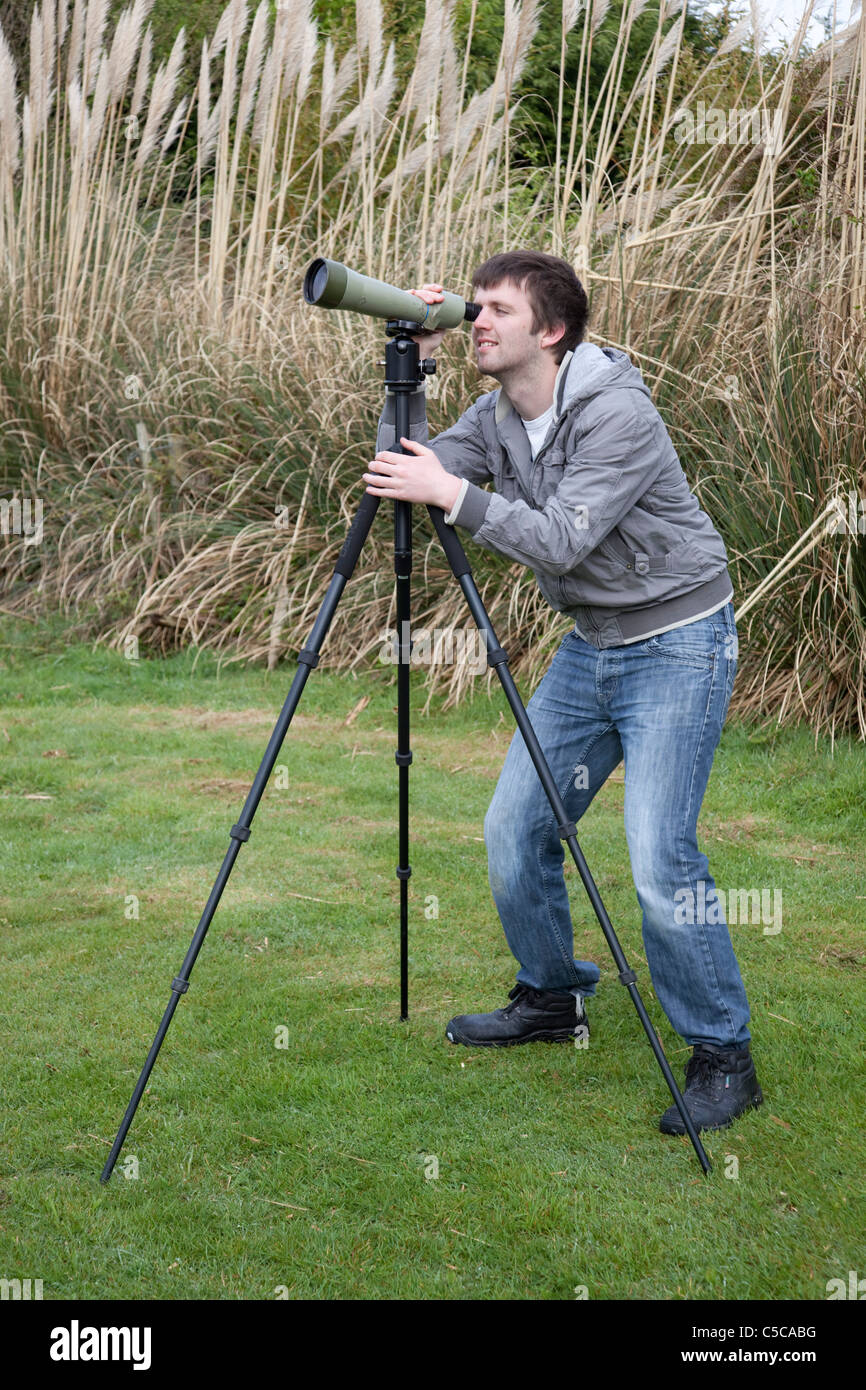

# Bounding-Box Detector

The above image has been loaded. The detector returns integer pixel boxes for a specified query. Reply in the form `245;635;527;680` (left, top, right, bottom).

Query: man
363;250;762;1135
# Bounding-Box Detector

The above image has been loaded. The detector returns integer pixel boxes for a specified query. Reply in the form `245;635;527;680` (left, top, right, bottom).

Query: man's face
471;278;559;377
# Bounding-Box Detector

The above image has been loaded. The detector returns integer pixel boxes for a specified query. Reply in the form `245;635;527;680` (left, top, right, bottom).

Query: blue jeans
483;601;750;1048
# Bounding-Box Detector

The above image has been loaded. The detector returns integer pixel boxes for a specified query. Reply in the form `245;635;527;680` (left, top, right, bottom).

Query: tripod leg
426;504;713;1175
392;373;416;1020
100;493;383;1182
394;494;412;1020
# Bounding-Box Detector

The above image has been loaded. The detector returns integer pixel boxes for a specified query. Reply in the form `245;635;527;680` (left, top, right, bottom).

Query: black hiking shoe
659;1042;763;1134
445;984;589;1047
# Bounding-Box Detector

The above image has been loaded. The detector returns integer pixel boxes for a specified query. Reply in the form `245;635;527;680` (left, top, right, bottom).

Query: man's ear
541;322;567;351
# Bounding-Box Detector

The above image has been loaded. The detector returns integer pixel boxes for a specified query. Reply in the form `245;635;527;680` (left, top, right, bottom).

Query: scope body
303;258;480;329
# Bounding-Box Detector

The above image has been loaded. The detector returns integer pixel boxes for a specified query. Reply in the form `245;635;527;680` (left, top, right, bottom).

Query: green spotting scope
303;258;480;329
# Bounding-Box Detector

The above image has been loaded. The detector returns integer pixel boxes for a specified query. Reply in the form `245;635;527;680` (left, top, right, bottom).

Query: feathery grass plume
714;16;752;57
161;95;189;153
596;186;681;234
329;42;396;147
250;46;274;148
135;25;185;170
317;37;336;136
295;18;318;107
236;1;268;141
409;0;446;131
41;0;57;84
86;50;110;160
503;0;542;83
592;0;610;33
252;0;296;144
437;8;459;145
108;0;151;105
197;36;211;150
200;99;223;167
206;0;252;320
210;0;244;58
65;0;84;87
129;21;152;119
632;23;681;97
281;0;313;88
27;7;47;147
83;0;109;96
212;0;247;122
356;0;384;84
40;0;57;123
747;0;767;56
65;74;86;152
0;24;21;176
410;0;452;270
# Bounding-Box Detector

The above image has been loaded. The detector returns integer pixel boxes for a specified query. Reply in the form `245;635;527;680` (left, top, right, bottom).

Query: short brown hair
471;250;588;365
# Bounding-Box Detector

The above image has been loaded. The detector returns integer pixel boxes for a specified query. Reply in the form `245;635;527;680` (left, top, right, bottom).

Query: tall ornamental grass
0;0;863;739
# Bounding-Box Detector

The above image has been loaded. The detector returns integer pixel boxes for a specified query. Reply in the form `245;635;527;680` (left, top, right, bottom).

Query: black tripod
100;323;711;1182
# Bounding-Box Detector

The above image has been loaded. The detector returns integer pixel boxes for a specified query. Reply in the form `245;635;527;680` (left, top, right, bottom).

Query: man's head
470;251;588;373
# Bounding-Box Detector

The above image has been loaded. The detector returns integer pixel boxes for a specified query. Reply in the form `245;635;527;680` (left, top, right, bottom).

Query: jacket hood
494;343;651;425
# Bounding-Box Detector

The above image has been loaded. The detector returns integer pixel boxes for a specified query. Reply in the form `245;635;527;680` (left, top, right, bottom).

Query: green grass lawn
1;614;864;1300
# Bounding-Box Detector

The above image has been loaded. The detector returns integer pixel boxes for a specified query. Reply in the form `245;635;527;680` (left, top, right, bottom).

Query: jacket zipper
526;398;581;499
530;419;593;624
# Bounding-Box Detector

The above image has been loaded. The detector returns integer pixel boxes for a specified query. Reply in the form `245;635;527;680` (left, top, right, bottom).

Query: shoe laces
685;1045;729;1094
503;984;537;1016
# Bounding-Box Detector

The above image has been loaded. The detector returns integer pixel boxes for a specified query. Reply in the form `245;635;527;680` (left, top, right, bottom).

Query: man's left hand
363;438;462;512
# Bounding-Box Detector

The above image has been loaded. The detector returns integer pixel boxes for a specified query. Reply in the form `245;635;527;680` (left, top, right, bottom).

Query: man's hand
363;437;462;512
409;283;448;353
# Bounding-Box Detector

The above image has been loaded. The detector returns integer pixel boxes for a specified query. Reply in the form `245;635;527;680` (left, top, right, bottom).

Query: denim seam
676;625;737;1044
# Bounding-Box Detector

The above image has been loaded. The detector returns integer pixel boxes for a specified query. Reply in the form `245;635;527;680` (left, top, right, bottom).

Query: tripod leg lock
230;824;251;842
486;645;508;667
618;969;637;986
395;751;413;766
297;648;320;669
171;976;190;995
557;820;578;840
396;866;412;880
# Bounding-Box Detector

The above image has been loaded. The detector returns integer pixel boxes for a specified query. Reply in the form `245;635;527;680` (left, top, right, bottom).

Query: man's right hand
409;283;448;354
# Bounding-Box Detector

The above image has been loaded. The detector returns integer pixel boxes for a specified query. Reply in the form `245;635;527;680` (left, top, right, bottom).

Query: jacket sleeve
452;394;667;575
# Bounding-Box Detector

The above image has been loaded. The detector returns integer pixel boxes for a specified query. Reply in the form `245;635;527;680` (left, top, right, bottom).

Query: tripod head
383;320;437;394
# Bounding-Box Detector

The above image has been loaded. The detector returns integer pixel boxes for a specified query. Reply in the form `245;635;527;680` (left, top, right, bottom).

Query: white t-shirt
520;404;555;459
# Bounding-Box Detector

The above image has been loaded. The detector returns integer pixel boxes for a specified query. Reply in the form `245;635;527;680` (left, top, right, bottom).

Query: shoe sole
445;1025;587;1047
659;1087;764;1135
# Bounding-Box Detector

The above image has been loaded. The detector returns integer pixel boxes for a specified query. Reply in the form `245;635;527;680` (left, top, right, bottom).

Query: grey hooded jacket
377;342;733;648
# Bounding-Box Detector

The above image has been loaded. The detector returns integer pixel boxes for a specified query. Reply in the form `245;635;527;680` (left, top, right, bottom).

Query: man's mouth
476;339;497;350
